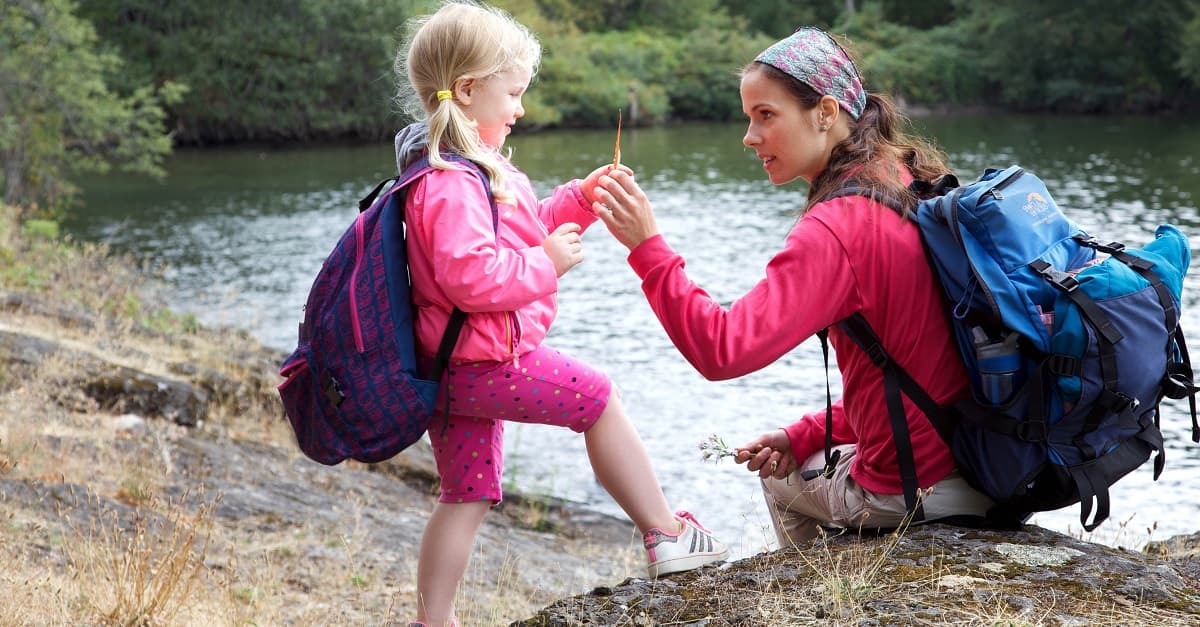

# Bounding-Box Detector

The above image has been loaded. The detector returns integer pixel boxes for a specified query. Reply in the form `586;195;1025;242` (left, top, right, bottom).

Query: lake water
74;116;1200;559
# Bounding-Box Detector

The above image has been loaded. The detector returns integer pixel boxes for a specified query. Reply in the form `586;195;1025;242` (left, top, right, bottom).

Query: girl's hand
542;222;583;277
580;164;633;205
594;169;660;251
734;429;796;480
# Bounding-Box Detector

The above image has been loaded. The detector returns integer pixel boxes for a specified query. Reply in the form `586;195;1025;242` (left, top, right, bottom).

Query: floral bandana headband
754;27;866;120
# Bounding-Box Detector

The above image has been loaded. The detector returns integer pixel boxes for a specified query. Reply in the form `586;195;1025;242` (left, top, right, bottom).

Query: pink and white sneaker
643;511;729;578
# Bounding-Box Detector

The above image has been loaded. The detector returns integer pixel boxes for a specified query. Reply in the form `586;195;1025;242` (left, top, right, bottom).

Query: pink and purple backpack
278;154;495;464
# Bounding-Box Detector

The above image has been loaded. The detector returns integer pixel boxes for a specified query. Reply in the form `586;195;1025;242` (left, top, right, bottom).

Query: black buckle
1077;236;1126;255
800;449;842;481
1016;420;1048;442
1047;354;1079;377
863;343;889;368
1162;365;1196;400
324;375;346;408
1040;267;1079;293
1101;389;1138;413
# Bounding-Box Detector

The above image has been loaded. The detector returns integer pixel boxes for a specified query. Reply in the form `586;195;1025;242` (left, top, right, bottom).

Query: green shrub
20;219;59;241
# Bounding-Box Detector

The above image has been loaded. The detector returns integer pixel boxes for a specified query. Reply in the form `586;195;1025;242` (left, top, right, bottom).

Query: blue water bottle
973;328;1021;406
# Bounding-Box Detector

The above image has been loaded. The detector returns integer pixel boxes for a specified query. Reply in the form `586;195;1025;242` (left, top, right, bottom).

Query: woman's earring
819;124;829;132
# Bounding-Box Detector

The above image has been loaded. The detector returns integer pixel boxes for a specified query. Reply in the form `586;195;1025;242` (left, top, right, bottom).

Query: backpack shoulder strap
833;312;955;521
366;152;502;426
826;174;961;218
368;153;499;231
825;186;911;218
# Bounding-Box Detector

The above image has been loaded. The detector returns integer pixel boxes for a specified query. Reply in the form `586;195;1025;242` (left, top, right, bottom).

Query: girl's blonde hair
395;0;541;201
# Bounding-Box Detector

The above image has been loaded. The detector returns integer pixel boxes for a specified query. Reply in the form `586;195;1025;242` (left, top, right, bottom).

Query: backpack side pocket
278;346;352;465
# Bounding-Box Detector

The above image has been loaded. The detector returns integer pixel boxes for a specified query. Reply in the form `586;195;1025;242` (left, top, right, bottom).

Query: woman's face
458;65;532;149
740;68;832;185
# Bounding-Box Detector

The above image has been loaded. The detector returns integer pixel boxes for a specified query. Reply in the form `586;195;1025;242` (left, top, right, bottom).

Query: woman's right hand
734;429;797;480
593;169;660;251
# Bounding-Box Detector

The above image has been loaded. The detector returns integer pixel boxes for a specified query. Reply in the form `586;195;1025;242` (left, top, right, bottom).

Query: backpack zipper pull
953;275;978;319
986;167;1024;201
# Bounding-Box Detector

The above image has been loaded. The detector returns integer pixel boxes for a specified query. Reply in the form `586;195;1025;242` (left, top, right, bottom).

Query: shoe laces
675;510;711;534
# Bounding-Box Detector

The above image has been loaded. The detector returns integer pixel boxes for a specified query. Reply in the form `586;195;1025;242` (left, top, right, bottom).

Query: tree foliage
533;9;770;127
535;0;724;34
0;0;183;214
78;0;424;145
836;4;982;107
1174;0;1200;87
717;0;840;39
952;0;1195;112
6;0;1199;203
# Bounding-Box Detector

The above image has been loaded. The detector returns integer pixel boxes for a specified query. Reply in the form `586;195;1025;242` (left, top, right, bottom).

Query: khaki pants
761;445;995;548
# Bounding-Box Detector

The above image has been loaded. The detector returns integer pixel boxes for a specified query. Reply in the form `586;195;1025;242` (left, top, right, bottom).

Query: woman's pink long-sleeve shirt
626;193;969;494
404;159;597;362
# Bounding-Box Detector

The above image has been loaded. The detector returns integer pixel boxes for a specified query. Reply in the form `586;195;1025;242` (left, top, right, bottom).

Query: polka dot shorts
428;344;611;505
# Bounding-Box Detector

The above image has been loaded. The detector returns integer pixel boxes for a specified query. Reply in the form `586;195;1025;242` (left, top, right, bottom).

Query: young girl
394;2;726;624
594;27;995;548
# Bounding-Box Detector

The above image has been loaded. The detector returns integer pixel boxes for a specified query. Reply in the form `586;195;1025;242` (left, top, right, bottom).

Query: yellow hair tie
436;89;453;102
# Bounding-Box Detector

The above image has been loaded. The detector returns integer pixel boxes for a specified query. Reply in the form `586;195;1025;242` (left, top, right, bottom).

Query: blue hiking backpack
277;153;496;465
815;165;1198;531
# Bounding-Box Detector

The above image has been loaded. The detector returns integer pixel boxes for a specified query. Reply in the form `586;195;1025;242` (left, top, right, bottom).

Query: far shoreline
155;104;1197;155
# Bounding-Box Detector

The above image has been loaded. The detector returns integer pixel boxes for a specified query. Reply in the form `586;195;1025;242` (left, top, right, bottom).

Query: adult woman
593;27;994;546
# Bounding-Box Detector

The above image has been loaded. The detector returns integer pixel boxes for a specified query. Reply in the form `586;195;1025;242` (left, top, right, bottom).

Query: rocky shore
0;281;645;624
2;207;1200;625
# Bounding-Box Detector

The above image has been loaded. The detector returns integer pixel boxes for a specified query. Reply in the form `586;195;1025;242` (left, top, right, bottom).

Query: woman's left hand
594;169;660;251
734;429;797;480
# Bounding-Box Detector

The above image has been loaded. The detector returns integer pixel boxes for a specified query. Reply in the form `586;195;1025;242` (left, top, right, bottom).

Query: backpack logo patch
1022;191;1050;217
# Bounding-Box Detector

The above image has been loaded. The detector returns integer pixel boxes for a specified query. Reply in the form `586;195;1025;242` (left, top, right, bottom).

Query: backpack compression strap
1070;236;1199;444
1030;238;1184;530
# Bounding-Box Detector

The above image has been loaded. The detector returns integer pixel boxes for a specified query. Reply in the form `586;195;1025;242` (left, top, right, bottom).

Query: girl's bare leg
415;500;490;627
583;390;677;533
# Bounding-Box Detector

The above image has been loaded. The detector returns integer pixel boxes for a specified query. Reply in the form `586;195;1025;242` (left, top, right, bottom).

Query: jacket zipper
349;214;366;353
508;311;522;366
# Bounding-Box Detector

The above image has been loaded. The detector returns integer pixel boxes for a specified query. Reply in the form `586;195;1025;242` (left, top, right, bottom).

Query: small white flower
698;434;736;464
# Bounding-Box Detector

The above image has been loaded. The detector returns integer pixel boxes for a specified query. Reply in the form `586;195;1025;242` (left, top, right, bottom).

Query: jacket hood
394;122;430;173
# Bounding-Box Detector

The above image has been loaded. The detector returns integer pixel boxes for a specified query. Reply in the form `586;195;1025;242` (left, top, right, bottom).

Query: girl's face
740;68;832;185
458;65;533;149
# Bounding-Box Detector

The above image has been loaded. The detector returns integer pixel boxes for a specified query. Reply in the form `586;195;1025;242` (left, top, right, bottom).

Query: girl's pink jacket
403;158;597;363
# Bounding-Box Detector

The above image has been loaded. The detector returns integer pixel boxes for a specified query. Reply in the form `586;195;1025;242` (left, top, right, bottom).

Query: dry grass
62;489;214;625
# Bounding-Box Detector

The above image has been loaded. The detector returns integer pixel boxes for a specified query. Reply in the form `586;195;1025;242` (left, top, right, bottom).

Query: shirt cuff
626;234;672;279
566;179;593;214
782;419;821;463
